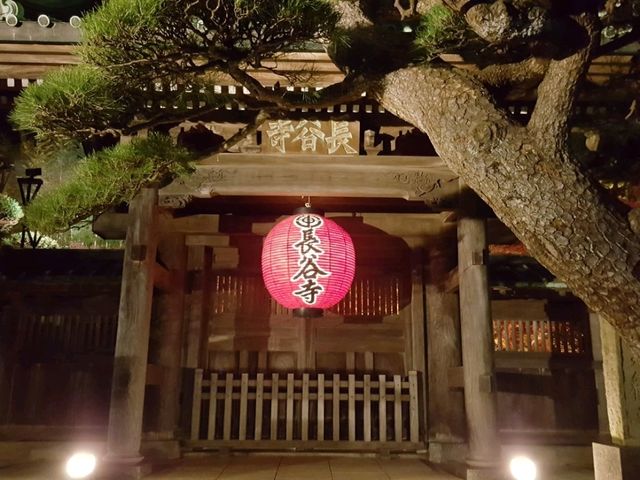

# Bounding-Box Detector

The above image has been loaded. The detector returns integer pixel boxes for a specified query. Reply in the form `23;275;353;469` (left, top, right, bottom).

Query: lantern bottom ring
293;307;323;318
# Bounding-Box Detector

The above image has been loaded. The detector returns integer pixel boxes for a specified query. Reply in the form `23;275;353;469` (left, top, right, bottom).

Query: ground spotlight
65;452;97;479
509;455;537;480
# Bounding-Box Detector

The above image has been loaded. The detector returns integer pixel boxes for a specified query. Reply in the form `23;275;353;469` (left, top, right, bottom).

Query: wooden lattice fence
189;370;421;451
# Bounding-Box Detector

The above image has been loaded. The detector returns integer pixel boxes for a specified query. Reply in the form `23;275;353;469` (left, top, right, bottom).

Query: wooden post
184;246;203;368
105;188;158;464
599;319;640;445
593;316;640;480
589;312;609;438
458;212;501;471
154;234;187;435
409;248;428;442
198;247;213;369
425;246;466;447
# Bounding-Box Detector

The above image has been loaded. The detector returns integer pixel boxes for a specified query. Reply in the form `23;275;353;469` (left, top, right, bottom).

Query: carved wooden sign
262;120;359;155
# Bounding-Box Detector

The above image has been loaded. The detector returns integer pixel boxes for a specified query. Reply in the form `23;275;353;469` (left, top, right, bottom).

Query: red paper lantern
262;213;355;314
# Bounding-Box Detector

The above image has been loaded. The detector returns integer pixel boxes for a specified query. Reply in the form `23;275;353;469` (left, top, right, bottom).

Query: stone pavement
0;455;596;479
151;456;456;480
0;456;454;480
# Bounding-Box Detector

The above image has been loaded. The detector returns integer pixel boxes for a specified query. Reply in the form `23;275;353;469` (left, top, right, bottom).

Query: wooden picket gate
188;371;421;451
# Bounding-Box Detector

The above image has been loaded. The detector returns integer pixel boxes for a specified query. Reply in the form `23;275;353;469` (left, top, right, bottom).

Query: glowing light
65;452;97;479
262;214;355;310
509;456;537;480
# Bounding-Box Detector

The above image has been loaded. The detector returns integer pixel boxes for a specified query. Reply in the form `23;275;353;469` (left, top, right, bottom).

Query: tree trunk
373;65;640;355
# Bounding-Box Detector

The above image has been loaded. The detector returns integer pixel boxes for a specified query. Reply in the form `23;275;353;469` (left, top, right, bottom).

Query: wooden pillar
599;319;640;445
198;246;213;369
184;246;204;369
105;188;158;464
154;234;187;435
297;317;315;371
409;248;428;442
589;312;609;437
458;215;501;471
593;316;640;479
426;246;466;449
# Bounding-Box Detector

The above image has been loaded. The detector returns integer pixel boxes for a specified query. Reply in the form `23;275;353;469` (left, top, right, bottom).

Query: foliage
9;0;640;238
9;0;345;233
10;66;133;149
329;22;419;74
50;224;123;249
35;235;60;248
25;134;193;234
80;0;339;80
0;193;23;232
0;233;59;249
415;5;469;57
10;65;230;151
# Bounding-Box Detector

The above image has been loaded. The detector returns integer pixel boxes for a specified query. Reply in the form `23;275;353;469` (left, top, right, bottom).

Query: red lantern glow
261;213;355;311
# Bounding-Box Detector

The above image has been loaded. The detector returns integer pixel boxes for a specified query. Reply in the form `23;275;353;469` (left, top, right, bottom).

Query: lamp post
17;168;43;249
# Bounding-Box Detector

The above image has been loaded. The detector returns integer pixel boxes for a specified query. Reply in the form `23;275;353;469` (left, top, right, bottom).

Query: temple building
0;7;639;480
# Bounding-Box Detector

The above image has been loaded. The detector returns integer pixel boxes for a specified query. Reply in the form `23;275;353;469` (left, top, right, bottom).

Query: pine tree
10;0;640;355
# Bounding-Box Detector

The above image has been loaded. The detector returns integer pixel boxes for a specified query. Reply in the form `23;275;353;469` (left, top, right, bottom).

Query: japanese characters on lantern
261;213;356;312
290;214;330;305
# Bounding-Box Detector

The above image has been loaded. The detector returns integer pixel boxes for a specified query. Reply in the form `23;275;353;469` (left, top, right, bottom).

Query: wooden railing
189;371;420;450
493;318;589;355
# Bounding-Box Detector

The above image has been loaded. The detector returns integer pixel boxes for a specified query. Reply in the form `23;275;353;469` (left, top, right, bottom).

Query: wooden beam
93;212;129;240
185;234;230;247
0;43;76;54
0;38;630;89
0;22;80;44
160;154;458;209
162;214;220;233
93;213;221;239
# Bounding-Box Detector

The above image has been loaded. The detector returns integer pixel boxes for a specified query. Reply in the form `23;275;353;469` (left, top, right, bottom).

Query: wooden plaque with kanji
262;119;360;155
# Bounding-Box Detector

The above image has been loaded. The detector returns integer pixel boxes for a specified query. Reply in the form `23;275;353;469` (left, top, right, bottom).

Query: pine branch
226;65;371;109
528;14;598;154
474;57;549;88
198;109;274;157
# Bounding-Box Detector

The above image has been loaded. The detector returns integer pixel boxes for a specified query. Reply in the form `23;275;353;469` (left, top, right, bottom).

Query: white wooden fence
189;371;421;450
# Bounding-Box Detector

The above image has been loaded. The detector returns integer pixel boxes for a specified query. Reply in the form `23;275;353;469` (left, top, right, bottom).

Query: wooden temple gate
0;18;629;479
0;128;601;462
0;23;617;466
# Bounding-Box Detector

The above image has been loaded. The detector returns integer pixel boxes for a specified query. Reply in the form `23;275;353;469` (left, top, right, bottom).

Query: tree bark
372;64;640;356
